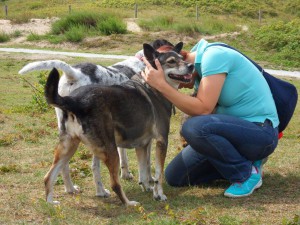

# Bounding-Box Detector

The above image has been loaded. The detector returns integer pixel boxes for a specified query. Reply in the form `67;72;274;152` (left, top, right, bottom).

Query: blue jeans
165;114;278;186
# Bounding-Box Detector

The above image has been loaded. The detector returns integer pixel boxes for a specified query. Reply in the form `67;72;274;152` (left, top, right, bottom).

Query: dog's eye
167;59;176;64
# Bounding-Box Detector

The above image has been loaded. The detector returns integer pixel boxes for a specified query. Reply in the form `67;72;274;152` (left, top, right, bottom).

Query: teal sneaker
224;173;262;198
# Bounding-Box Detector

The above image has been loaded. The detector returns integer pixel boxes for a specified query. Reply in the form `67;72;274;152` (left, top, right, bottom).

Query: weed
282;214;300;225
34;198;66;222
10;30;22;38
21;72;49;113
10;12;32;24
0;164;20;173
0;133;21;146
27;32;43;41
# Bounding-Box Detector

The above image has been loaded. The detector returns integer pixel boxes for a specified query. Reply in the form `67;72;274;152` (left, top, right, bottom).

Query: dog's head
143;42;194;89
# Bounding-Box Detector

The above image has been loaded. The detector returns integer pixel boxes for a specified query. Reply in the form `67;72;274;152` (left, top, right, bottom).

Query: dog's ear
173;42;183;54
143;43;159;69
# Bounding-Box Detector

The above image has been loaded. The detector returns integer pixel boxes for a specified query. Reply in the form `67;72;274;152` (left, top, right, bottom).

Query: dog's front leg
91;155;110;197
118;147;133;180
153;140;167;201
135;142;153;192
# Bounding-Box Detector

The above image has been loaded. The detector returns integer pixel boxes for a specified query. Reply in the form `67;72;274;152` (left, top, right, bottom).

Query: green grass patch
139;15;239;35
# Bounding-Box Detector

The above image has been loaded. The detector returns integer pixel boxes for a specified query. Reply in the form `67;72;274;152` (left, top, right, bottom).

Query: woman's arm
141;58;225;116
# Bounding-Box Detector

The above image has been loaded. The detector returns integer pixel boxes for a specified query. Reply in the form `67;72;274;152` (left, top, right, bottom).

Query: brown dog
44;42;194;206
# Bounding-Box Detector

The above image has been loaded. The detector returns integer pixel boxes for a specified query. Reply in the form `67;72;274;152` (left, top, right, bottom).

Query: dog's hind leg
98;146;139;206
44;137;80;204
91;155;111;197
61;163;80;194
136;142;153;192
118;147;133;180
153;140;167;201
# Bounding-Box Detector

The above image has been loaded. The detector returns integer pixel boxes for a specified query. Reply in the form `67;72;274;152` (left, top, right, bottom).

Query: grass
0;50;299;225
0;1;299;223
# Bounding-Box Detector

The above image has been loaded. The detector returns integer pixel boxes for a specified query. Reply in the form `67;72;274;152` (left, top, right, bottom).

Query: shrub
254;19;300;51
51;11;127;36
0;32;10;42
51;11;100;35
65;25;86;42
97;17;127;35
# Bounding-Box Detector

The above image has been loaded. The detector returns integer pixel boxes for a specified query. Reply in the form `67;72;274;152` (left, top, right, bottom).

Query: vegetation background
0;0;299;224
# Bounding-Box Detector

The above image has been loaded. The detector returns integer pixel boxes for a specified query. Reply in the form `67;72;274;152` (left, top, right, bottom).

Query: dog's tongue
184;74;192;80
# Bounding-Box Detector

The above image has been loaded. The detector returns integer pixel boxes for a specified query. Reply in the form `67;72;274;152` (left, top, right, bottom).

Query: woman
141;39;279;197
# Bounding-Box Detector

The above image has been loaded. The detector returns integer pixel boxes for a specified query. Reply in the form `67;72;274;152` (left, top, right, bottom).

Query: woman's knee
181;116;207;142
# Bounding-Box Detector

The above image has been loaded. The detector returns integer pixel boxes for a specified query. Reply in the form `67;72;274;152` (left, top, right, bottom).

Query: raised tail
45;68;79;113
19;60;80;80
45;68;65;108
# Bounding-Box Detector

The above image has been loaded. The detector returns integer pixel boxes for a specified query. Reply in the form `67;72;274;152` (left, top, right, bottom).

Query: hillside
0;0;299;69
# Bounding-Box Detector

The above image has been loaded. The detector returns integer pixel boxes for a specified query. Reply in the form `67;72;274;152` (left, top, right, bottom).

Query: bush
51;11;126;36
97;17;127;35
254;19;300;51
0;32;10;42
252;19;300;67
51;11;100;35
65;25;86;42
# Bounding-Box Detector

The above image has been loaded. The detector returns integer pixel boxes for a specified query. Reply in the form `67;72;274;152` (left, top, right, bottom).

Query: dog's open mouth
168;73;192;83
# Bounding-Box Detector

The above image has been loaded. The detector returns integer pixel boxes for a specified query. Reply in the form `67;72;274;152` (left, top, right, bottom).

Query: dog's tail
45;68;64;107
19;60;80;80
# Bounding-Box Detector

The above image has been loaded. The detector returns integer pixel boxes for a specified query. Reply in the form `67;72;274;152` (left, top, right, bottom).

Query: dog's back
45;68;170;149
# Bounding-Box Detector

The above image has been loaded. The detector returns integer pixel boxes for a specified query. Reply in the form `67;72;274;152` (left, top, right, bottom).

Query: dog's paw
139;182;153;192
121;172;134;180
153;194;167;201
48;200;60;205
96;189;111;198
65;185;81;194
126;201;140;207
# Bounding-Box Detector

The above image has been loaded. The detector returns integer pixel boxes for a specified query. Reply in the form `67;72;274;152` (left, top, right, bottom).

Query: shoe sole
224;178;262;198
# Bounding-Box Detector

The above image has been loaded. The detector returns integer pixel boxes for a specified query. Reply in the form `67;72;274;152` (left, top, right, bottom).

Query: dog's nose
188;63;194;71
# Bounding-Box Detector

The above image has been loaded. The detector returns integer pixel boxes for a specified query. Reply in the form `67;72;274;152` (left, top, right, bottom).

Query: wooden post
4;5;8;18
134;3;138;18
258;8;262;23
196;5;199;20
69;5;71;14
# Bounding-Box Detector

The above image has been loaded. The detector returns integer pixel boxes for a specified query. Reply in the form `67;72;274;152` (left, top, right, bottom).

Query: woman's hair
157;45;188;61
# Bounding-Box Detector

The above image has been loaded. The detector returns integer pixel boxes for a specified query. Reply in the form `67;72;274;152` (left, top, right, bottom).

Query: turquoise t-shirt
191;39;279;127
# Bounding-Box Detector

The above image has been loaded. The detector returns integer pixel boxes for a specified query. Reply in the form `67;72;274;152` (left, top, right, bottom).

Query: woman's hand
141;57;168;92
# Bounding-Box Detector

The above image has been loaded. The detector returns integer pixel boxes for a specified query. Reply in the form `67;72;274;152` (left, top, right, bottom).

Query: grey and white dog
19;39;175;199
